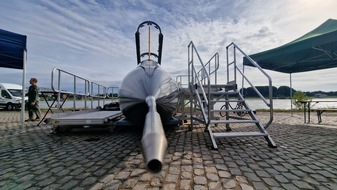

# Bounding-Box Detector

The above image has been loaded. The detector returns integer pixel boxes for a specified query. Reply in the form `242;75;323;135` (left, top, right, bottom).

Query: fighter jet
119;21;179;173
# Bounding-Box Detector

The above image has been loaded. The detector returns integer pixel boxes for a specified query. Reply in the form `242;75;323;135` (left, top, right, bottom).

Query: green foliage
242;85;295;98
277;86;293;97
293;91;312;109
241;85;337;98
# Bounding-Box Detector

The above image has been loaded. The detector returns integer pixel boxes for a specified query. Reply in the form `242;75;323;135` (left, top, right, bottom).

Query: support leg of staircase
264;135;277;148
207;125;218;150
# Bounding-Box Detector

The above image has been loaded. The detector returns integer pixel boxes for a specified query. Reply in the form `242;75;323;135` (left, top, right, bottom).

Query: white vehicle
0;83;28;110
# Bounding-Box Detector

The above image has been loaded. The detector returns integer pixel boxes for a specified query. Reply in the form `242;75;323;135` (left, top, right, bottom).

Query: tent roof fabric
243;19;337;73
0;29;27;70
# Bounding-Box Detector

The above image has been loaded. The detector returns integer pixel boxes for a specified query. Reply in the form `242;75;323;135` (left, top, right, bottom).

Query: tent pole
20;50;27;131
290;73;293;116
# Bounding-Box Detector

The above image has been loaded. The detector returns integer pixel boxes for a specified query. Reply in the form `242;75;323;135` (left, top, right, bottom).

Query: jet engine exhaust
141;96;167;172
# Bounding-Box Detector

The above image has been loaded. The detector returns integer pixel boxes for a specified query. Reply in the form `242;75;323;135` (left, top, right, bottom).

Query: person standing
25;78;41;121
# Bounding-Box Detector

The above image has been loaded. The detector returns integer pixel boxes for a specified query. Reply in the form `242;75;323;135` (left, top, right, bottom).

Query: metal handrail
107;87;119;98
91;81;107;108
51;67;90;94
226;43;273;128
188;41;212;126
188;42;210;103
176;75;189;89
51;67;108;110
196;53;219;85
175;75;189;118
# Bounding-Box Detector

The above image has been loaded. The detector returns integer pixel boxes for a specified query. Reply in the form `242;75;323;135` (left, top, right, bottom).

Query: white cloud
1;0;337;92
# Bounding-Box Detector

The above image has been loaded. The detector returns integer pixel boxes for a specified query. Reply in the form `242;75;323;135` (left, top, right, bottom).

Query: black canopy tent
243;19;337;110
0;29;27;128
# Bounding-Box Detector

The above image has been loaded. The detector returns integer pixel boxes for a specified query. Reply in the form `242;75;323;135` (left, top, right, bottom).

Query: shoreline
2;108;337;127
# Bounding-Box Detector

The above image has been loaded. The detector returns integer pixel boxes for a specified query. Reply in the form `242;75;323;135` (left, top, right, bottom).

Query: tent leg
290;73;293;117
20;50;27;131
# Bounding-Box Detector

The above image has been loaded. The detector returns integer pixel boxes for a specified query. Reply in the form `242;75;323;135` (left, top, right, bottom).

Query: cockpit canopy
135;21;163;65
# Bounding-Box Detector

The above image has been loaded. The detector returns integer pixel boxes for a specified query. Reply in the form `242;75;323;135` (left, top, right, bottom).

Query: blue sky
1;0;337;92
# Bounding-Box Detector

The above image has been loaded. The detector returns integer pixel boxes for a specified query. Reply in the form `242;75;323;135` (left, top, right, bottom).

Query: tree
293;91;312;109
277;86;296;98
242;86;277;97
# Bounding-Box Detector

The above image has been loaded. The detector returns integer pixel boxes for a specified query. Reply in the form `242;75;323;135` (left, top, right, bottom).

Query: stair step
201;84;237;89
209;99;244;103
210;120;258;124
201;100;244;104
210;109;250;113
212;132;268;138
209;91;239;95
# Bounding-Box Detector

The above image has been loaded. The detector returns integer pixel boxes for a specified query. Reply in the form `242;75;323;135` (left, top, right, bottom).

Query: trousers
27;102;41;119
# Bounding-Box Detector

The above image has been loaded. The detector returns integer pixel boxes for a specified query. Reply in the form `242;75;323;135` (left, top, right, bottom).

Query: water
215;98;337;110
39;98;337;110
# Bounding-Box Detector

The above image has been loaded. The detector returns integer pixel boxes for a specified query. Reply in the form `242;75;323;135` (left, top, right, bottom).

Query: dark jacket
28;85;39;103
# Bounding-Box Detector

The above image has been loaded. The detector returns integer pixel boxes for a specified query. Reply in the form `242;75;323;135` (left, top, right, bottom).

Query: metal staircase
187;41;276;149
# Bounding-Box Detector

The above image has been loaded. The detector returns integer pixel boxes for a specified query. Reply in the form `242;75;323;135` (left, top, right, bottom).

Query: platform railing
197;53;219;86
226;43;273;128
90;82;107;109
176;75;189;118
51;67;108;110
176;75;189;89
188;41;219;126
107;87;119;98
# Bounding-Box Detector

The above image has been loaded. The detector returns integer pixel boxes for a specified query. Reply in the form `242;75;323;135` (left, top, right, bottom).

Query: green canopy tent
243;19;337;110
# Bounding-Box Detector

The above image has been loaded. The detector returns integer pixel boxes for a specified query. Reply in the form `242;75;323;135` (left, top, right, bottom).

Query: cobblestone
241;183;255;190
1;111;337;189
222;178;236;189
180;179;191;190
194;176;207;185
206;173;219;181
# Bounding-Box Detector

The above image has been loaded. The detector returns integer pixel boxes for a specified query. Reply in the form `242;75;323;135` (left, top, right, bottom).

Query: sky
1;0;337;93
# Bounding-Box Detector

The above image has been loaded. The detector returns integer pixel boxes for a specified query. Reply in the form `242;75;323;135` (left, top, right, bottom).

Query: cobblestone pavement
1;110;337;190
